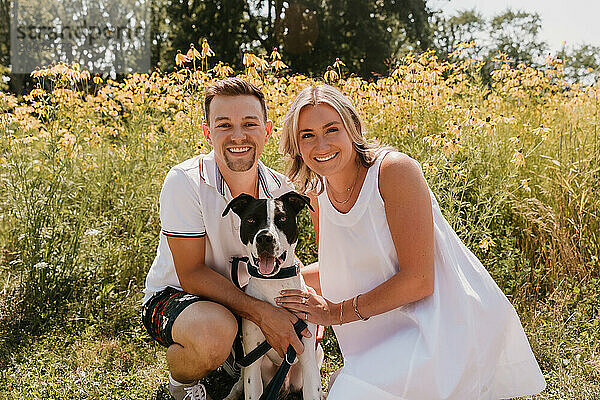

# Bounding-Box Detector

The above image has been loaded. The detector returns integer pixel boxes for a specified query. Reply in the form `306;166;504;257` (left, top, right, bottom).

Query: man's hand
254;302;311;358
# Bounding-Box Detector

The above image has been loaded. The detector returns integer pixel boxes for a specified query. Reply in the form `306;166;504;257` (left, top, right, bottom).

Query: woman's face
297;104;355;178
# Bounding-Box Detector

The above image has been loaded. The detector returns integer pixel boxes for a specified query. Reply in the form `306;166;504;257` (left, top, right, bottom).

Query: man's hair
204;78;268;123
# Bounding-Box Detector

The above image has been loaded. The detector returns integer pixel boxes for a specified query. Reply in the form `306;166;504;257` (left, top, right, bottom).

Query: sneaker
169;380;211;400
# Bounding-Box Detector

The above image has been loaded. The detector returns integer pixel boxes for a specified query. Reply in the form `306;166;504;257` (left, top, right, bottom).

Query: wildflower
511;150;525;167
520;179;531;192
80;70;90;81
58;131;77;153
93;76;103;84
270;48;281;61
333;58;346;69
423;161;438;175
84;228;101;236
201;39;215;58
175;50;190;67
324;66;339;83
213;62;234;78
478;238;494;252
243;50;252;67
187;44;201;60
271;60;288;71
247;66;260;80
30;88;45;97
254;56;269;70
533;126;551;141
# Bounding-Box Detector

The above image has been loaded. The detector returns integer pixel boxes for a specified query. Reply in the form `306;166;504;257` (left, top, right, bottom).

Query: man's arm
167;236;309;357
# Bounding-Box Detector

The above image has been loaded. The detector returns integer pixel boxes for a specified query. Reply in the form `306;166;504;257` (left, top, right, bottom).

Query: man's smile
227;146;253;154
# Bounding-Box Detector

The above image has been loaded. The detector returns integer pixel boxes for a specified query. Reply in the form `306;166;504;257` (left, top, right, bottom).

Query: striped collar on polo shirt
198;150;282;199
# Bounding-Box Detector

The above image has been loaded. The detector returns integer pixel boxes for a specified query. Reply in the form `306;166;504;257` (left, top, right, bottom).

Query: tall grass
0;48;598;397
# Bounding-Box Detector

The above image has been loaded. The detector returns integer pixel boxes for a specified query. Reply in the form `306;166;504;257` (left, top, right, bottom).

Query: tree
0;0;8;67
163;0;257;72
488;10;548;66
432;8;485;59
255;0;432;78
557;44;600;85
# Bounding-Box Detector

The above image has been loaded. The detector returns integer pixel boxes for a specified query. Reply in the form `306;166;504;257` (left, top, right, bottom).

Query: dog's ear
222;193;255;217
278;191;314;215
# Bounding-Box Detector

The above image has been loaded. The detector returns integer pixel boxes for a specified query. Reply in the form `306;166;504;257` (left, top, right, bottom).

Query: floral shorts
141;287;206;347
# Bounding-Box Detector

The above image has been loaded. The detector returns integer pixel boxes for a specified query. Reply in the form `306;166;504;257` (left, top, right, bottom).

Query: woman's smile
314;152;339;162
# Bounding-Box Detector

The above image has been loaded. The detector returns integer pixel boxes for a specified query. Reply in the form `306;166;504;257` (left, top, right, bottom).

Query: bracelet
339;300;344;325
353;294;369;321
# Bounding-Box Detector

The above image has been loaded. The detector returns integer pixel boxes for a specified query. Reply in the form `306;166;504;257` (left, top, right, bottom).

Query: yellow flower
333;58;346;69
324;66;339;83
58;131;77;153
175;50;190;67
201;39;215;58
478;238;494;252
247;66;260;80
93;76;103;84
511;150;525;167
243;51;251;67
30;88;45;97
213;62;234;78
270;48;281;61
271;60;288;71
254;55;270;70
423;161;438;175
187;44;201;60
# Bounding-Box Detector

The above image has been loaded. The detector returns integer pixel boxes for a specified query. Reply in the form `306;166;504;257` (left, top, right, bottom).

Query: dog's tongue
258;256;276;275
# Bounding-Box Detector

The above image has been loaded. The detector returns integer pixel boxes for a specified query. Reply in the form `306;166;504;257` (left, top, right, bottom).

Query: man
141;78;310;400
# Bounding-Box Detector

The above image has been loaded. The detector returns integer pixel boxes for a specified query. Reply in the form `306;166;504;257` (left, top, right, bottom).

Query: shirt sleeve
159;167;206;238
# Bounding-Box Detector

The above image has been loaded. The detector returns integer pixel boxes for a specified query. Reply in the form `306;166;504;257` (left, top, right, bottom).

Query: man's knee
172;301;238;368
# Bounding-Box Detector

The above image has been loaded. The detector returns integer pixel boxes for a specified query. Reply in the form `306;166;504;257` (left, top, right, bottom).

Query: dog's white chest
245;275;305;305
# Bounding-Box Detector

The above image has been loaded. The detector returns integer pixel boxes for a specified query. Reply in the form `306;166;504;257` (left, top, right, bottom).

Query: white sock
169;372;196;387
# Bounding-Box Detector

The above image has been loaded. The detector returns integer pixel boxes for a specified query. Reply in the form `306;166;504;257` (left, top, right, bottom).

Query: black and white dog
222;192;323;400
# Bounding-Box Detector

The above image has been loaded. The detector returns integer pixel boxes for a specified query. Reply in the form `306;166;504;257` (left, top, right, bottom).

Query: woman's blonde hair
279;83;383;193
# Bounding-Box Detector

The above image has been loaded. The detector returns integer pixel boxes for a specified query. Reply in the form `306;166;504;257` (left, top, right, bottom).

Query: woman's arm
351;152;435;320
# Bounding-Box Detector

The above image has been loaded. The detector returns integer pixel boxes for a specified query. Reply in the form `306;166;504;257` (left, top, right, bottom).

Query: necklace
327;163;361;204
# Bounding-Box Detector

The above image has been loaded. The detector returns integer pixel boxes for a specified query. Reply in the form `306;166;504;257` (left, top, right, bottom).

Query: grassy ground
1;51;599;398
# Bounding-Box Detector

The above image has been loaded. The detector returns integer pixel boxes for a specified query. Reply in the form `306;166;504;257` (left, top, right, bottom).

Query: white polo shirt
142;150;294;304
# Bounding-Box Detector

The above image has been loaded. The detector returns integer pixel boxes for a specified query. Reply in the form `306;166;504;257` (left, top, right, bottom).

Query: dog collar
247;262;300;280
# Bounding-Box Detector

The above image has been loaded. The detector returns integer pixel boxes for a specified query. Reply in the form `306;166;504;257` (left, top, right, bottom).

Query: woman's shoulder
378;151;429;203
379;151;422;179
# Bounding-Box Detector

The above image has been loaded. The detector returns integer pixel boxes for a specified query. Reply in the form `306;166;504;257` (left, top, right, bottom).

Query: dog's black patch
223;192;312;252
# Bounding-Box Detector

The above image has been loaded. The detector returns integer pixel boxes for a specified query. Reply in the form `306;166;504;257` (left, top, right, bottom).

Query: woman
275;84;546;399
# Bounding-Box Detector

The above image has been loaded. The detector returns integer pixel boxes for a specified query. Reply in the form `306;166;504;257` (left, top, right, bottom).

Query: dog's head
223;192;313;277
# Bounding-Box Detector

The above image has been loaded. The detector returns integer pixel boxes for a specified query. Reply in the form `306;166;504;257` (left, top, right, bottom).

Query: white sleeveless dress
318;152;546;400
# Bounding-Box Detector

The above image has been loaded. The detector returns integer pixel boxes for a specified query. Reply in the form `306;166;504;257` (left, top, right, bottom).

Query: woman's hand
275;287;339;326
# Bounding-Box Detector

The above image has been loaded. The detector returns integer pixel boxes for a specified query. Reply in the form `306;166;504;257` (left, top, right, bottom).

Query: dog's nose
256;233;274;246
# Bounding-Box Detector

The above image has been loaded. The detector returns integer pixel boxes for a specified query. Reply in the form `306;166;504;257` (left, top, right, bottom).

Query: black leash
259;319;307;400
229;256;307;400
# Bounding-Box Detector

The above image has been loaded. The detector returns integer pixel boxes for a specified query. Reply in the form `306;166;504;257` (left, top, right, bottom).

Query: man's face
203;95;272;173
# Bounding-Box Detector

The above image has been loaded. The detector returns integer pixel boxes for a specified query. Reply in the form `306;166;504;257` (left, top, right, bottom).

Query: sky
432;0;600;53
